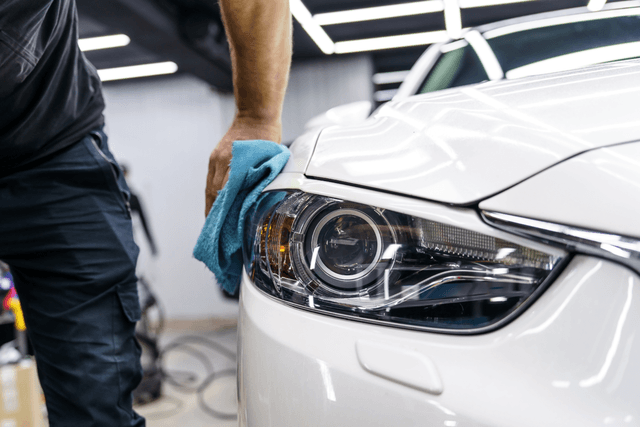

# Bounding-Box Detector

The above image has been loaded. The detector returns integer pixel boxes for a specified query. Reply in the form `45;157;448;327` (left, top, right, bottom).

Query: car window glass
419;45;489;94
487;15;640;73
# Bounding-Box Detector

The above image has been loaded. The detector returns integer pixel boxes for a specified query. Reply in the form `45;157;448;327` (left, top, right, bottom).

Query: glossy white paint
303;101;373;133
480;142;640;239
264;174;564;257
280;127;323;174
356;340;444;395
305;60;640;205
238;256;640;427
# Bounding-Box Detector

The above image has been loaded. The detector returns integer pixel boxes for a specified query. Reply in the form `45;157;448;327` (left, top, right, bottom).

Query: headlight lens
244;191;566;333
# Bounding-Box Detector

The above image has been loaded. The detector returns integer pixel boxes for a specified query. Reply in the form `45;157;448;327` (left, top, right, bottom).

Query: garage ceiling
77;0;628;92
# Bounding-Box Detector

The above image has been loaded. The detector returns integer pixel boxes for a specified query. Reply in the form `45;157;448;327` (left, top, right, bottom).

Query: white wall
282;54;373;142
101;54;372;319
103;75;238;320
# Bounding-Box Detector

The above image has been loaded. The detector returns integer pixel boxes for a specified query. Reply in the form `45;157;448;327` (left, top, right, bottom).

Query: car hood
302;60;640;205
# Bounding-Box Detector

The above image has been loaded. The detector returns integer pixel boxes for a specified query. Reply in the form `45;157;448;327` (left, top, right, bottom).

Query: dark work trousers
0;128;145;426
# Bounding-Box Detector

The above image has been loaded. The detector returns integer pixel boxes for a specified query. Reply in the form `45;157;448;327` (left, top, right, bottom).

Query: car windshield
419;43;488;94
487;14;640;78
418;12;640;95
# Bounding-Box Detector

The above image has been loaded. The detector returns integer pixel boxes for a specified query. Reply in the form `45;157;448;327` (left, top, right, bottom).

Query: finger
221;168;231;190
205;164;218;216
206;167;229;215
212;163;229;197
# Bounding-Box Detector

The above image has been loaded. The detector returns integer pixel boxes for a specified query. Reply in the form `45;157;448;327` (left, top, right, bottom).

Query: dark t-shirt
0;0;104;176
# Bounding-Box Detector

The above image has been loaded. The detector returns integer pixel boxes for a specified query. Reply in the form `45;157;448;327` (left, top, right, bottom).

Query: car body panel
304;60;640;205
281;126;323;174
238;255;640;427
480;141;640;239
246;18;640;426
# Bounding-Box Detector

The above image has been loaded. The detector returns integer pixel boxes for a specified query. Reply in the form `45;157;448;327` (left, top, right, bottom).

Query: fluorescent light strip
373;70;411;85
587;0;607;12
78;34;130;52
98;61;178;82
313;0;538;27
374;89;398;102
506;41;640;80
335;30;449;54
588;0;608;11
441;39;468;52
484;7;640;39
290;0;335;54
313;1;444;26
443;0;462;38
459;0;536;7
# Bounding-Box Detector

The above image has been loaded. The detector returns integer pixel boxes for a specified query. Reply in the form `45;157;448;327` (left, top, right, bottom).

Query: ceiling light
505;41;640;80
587;0;607;11
443;0;462;38
334;30;449;54
97;61;178;82
313;1;444;26
459;0;536;7
290;0;335;54
372;70;411;85
78;34;130;52
312;0;538;27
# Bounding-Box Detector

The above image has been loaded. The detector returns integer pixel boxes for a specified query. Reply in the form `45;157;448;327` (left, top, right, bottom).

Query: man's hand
206;0;291;216
205;117;282;216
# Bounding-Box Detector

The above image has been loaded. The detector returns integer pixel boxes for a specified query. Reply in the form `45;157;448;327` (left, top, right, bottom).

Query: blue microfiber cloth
193;140;290;294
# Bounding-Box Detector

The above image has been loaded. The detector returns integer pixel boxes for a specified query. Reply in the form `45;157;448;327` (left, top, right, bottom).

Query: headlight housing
244;191;566;333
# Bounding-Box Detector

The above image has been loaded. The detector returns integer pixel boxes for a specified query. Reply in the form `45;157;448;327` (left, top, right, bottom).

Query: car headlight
244;191;566;333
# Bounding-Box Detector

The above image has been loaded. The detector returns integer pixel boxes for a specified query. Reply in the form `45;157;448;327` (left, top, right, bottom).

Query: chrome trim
248;255;570;336
482;211;640;274
323;270;535;311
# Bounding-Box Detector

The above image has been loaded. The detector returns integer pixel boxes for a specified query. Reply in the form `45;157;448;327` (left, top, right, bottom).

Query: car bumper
238;255;640;427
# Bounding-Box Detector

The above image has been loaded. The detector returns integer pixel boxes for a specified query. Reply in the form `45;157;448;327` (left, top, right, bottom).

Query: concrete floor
134;327;239;427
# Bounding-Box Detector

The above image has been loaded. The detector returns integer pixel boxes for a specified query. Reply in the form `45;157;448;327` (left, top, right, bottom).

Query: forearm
219;0;292;142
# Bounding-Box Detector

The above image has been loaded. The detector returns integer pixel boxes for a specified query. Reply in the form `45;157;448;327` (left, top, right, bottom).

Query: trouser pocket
86;132;132;217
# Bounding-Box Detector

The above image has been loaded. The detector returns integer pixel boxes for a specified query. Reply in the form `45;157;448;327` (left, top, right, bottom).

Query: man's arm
205;0;292;215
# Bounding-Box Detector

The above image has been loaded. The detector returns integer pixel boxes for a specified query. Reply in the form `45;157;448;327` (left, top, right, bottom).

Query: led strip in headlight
482;211;640;275
244;191;567;333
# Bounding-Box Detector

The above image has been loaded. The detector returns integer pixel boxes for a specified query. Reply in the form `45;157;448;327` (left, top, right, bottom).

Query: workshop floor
134;326;239;426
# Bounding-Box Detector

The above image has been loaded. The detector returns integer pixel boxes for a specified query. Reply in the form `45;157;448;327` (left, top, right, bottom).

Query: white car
238;58;640;426
308;1;640;130
397;0;640;100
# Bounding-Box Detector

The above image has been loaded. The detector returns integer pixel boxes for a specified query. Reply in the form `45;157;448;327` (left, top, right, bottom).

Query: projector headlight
244;191;566;333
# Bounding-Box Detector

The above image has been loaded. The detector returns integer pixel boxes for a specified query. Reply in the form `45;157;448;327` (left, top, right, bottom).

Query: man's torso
0;0;104;176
